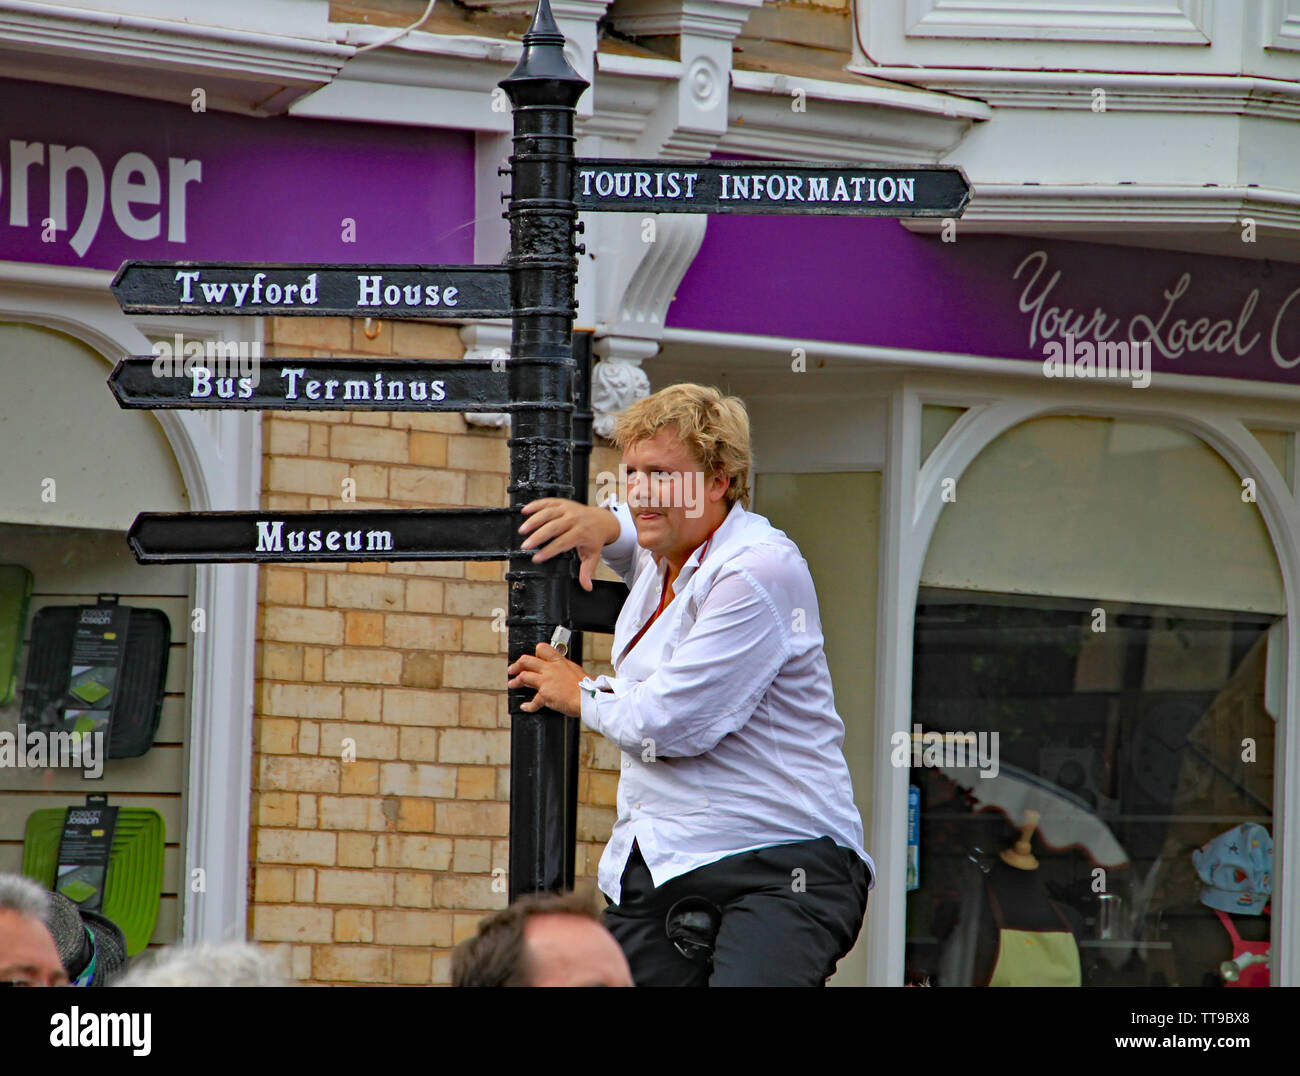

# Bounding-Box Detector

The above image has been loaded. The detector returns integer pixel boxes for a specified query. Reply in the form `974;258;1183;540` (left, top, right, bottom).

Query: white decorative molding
821;69;1300;258
847;70;1300;120
456;323;652;437
591;340;656;438
582;54;683;141
462;0;612;118
462;409;511;429
292;27;519;130
855;0;1241;74
724;69;987;162
572;0;764;365
0;0;351;115
1265;0;1300;51
729;67;989;121
0;259;261;946
613;214;710;338
903;183;1300;261
609;0;763;152
609;0;765;39
658;325;1300;404
32;0;333;38
587;52;985;161
902;0;1209;43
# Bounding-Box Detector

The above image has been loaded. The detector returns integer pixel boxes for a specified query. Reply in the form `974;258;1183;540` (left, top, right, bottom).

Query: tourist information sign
573;159;970;217
108;0;972;902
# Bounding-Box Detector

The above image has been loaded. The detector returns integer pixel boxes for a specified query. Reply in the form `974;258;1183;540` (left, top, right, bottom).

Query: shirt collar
681;500;744;574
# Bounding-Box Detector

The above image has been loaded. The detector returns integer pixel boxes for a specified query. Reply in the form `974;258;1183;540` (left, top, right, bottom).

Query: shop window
1;323;193;952
904;588;1276;987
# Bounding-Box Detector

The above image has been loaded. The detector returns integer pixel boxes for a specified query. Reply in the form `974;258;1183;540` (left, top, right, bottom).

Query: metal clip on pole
550;625;572;657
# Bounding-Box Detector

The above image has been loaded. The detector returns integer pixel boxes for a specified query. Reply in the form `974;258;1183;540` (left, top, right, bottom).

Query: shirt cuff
600;501;639;579
578;674;619;736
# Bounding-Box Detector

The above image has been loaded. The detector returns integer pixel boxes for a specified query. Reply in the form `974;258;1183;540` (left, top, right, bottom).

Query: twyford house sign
112;262;512;318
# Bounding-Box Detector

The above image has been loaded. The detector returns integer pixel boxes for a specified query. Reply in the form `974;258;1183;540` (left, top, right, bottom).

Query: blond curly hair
612;383;751;509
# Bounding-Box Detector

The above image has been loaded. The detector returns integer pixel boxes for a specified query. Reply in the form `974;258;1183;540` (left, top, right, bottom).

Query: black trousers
602;837;869;987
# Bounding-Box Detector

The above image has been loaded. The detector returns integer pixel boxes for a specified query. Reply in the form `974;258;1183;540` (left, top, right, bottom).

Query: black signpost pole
565;330;595;889
499;0;589;900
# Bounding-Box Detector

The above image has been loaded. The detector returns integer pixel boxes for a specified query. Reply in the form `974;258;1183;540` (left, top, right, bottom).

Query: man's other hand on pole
508;642;588;716
519;497;621;591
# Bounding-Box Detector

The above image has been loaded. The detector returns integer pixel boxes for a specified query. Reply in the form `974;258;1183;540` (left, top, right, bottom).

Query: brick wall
249;317;622;985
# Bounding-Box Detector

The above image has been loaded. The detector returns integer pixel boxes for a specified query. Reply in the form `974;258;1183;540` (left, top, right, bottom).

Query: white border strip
659;326;1300;406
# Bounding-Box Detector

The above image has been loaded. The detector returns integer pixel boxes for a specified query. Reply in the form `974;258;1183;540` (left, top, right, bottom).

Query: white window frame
873;372;1300;988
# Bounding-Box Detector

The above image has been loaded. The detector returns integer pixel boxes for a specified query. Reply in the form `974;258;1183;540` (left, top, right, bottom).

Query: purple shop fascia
0;77;476;269
669;214;1300;386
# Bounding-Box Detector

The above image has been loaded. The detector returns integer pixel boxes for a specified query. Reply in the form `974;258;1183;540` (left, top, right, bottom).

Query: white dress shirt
579;498;875;904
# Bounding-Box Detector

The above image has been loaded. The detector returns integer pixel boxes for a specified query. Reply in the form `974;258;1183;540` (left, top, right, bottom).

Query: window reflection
904;589;1276;988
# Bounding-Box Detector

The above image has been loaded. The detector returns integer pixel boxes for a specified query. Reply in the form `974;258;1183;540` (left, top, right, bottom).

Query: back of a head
116;941;290;987
453;889;622;987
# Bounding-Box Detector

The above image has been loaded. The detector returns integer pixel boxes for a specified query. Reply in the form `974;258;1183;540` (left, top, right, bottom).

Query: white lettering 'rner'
7;139;201;257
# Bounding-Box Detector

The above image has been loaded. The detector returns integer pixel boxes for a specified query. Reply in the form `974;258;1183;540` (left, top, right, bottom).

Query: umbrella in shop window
935;759;1130;869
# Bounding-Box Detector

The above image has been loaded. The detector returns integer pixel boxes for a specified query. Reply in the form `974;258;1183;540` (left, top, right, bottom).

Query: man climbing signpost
107;0;969;904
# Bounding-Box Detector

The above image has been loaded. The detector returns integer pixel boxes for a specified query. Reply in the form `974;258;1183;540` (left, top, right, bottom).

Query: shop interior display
936;810;1084;986
23;795;166;957
21;595;170;759
907;590;1276;987
1166;822;1272;987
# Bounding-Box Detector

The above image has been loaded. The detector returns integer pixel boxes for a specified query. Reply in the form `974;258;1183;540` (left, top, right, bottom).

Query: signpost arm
500;0;589;901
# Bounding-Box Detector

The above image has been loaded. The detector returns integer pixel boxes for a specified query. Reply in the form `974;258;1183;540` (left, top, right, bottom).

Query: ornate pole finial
523;0;565;43
499;0;588;105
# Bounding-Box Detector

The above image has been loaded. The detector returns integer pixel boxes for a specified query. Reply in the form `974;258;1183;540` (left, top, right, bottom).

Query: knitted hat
42;890;129;986
1192;823;1272;916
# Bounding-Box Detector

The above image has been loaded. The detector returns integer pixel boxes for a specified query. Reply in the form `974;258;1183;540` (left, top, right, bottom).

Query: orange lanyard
625;528;719;655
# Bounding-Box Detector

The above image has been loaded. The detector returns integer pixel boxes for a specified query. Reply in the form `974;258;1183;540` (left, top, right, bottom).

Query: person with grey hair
0;872;67;987
116;941;290;987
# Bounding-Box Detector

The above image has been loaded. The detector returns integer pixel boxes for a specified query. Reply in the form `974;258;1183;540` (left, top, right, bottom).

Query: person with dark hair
453;889;634;987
